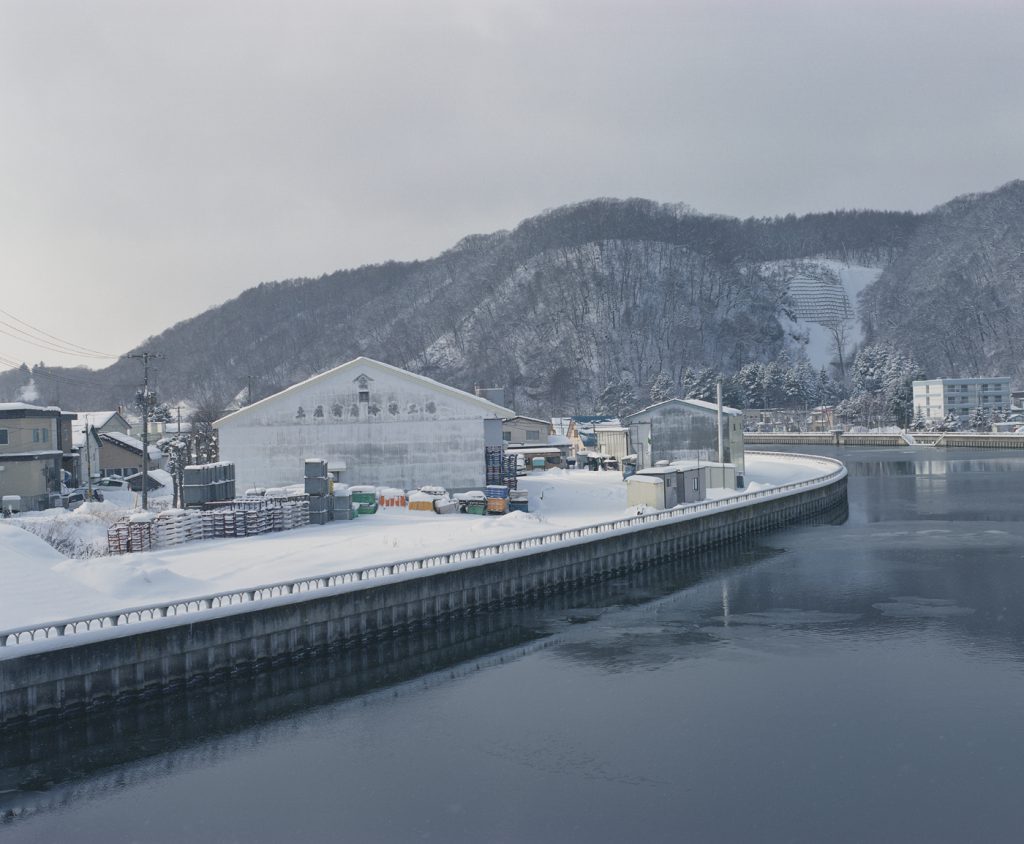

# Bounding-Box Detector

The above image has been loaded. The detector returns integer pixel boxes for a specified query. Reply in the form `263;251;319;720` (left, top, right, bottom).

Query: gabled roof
99;431;163;460
214;356;514;427
502;415;552;427
626;397;742;419
71;410;117;428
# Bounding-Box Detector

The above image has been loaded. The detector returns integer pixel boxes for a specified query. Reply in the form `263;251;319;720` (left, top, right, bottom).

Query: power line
0;323;116;359
0;306;117;358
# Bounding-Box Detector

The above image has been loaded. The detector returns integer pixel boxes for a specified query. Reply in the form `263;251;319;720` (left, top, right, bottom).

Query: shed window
0;429;7;444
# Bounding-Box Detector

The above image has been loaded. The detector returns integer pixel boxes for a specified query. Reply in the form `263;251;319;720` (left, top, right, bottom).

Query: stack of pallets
485;484;510;515
305;459;330;525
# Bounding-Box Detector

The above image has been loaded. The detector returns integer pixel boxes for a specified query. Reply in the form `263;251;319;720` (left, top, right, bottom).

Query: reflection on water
1;528;836;823
8;448;1024;842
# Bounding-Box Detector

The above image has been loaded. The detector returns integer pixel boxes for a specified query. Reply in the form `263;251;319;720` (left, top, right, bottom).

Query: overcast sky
2;0;1023;370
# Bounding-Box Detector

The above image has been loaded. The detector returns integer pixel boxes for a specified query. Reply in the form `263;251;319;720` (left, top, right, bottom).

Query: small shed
633;466;681;507
672;459;737;491
626;474;669;510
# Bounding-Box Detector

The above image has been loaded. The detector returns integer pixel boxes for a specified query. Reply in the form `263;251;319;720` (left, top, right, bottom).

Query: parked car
65;488;103;509
95;476;129;489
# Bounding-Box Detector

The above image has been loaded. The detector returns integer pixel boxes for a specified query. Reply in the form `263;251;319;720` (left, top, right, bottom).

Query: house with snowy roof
70;410;131;483
70;409;131;438
95;431;165;478
215;357;513;492
0;402;67;510
625;398;745;479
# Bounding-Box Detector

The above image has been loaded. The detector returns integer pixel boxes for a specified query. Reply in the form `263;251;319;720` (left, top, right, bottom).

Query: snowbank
0;454;831;631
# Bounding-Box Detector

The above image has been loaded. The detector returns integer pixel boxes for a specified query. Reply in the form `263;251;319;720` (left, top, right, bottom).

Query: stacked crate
333;488;355;520
485;446;505;486
509;488;530;513
127;512;155;551
504;455;518;490
281;496;310;528
485;484;510;515
152;509;203;547
107;519;132;554
183;462;236;507
305;459;330;525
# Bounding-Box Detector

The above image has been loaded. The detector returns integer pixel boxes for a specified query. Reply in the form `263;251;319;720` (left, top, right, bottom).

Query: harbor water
4;447;1024;842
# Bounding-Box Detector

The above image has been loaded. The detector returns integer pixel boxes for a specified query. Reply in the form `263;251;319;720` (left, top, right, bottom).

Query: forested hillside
1;197;925;415
861;180;1024;381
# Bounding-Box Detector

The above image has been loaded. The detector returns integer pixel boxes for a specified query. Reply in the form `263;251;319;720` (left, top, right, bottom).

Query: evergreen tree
648;371;674;404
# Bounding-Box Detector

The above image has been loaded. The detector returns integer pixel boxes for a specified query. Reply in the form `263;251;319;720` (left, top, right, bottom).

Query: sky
2;0;1023;370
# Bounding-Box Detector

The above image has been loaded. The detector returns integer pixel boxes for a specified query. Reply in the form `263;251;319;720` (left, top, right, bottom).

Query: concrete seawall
0;473;847;727
745;431;1024;448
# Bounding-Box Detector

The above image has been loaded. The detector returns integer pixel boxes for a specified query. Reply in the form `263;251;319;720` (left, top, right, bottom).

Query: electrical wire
0;323;117;359
0;306;117;358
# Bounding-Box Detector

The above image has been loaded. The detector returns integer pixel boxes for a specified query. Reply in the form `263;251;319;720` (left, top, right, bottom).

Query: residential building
96;432;165;478
70;410;133;482
912;377;1011;423
502;416;553;445
70;409;131;438
626;398;745;477
215;357;513;492
0;402;66;510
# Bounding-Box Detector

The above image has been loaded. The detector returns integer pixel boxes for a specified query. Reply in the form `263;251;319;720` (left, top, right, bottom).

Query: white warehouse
215;357;512;492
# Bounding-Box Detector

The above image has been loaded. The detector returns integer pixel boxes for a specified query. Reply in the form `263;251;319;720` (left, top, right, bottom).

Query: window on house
42;428;49;442
526;430;540;441
359;390;369;403
693;477;699;492
0;429;7;445
33;428;40;443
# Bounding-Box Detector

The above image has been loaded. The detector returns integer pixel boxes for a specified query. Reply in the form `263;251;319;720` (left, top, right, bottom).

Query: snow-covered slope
775;259;883;369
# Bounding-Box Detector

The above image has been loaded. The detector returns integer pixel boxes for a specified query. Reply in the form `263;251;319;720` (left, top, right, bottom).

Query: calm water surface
5;447;1024;843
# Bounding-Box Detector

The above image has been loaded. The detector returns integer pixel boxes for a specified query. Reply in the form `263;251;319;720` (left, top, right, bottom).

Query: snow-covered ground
0;454;830;632
775;259;882;369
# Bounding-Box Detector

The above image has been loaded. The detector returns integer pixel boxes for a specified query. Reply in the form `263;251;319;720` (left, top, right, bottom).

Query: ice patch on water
709;608;861;626
873;596;975;618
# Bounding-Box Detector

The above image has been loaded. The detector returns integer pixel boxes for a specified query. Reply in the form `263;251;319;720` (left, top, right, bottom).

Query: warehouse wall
218;365;499;491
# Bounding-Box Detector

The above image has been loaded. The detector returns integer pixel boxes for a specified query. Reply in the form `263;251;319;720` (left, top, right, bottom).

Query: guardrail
0;452;845;650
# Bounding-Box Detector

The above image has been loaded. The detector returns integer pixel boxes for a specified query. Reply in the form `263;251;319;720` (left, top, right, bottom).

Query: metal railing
0;452;846;651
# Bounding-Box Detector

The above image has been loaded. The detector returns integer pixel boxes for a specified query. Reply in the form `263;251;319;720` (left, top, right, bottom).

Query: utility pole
84;422;94;501
247;375;253;406
125;351;163;509
717;379;725;465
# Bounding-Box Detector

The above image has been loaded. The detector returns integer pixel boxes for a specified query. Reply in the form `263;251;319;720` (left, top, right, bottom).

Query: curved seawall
0;455;847;727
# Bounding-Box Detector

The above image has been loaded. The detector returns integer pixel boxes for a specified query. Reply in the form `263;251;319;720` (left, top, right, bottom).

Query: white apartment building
912;377;1011;422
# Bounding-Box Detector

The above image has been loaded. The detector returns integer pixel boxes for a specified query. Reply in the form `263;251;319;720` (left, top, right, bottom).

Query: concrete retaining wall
745;431;1024;448
0;476;846;728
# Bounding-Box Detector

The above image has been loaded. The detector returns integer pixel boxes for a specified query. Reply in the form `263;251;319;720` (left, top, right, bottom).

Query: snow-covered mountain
0;197;926;414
